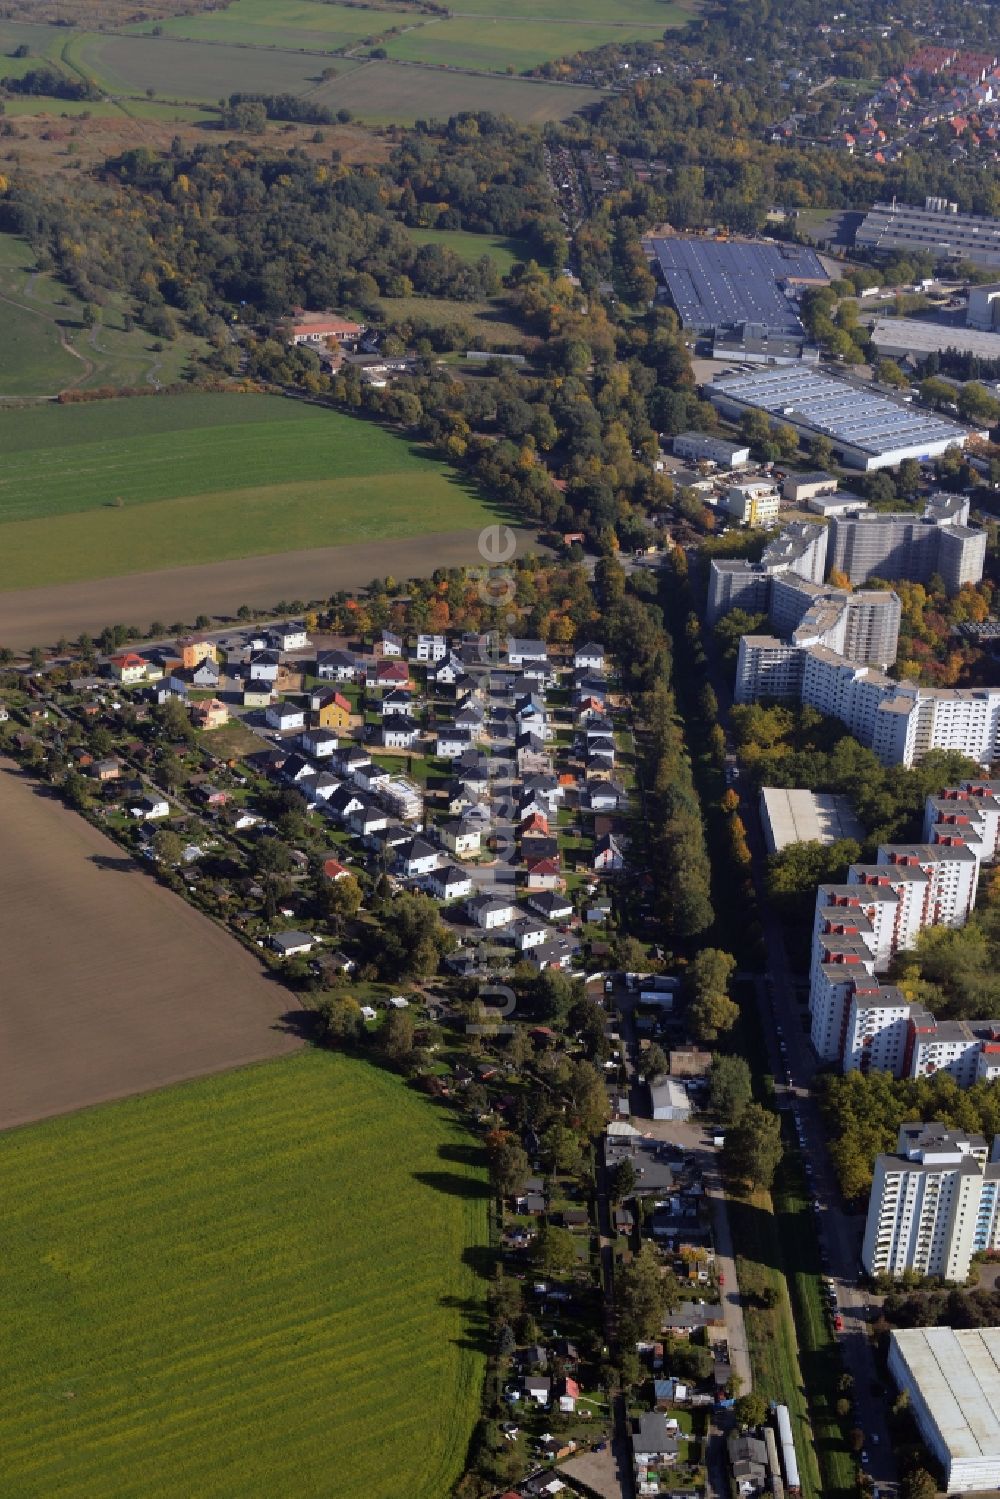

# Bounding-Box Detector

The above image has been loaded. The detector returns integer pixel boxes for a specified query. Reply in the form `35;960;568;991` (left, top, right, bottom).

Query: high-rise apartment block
808;782;1000;1075
861;1123;1000;1281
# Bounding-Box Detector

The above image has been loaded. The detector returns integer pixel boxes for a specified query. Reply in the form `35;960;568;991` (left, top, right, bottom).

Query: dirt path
0;763;304;1132
0;526;540;650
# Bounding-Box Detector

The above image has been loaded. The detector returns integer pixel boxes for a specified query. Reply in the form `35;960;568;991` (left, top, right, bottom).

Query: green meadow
0;1051;488;1499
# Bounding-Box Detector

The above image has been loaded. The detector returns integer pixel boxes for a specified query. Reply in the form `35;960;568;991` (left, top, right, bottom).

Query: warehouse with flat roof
704;366;977;470
856;199;1000;269
870;316;1000;363
759;787;864;854
888;1326;1000;1492
649;237;827;337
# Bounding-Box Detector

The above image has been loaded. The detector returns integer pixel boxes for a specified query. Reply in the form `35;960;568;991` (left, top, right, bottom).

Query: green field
319;60;602;123
381;15;672;71
0;1051;488;1499
64;31;346;102
407;227;533;275
128;0;417;50
0;392;497;588
0;233;205;396
375;292;528;347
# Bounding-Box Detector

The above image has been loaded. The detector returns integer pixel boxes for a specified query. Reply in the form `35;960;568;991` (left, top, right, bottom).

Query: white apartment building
735;635;804;701
810;957;876;1061
414;634;448;662
842;982;922;1075
862;1124;994;1281
876;843;980;929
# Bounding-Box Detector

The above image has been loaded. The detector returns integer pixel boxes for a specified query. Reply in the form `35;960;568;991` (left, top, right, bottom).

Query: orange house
178;637;217;670
192;698;229;730
315;691;352;731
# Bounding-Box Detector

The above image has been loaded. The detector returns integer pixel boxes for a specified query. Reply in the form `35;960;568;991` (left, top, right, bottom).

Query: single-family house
178;637;217;670
378;687;412;718
316;649;359;682
414;633;447;662
436;727;473;759
314;691;352;731
427;864;473;901
365;659;411;690
454;701;485;733
322;857;352;883
128;793;170;820
108;652;149;686
525;857;563;891
519;813;549;837
555;1377;581;1415
521;834;559;863
327;786;365;823
441;820;481;859
150;676;189;705
574;642;606;672
466;894;516;930
588;779;626;812
510;917;548;951
270;930;316;958
506;637;548;667
527;889;573;922
430;652;464;685
266;700;306;733
399;837;440;879
302;727;339;759
286;312;363;346
349;799;390;838
594;833;625;872
520;1376;551;1408
190;697;228;732
248;651;280;684
380;717;420;750
374;630;403;658
243;685;274;709
527;938;577;972
338;745;371;777
269;624;310;652
633;1411;680;1486
191;657;221;689
88;756;122;785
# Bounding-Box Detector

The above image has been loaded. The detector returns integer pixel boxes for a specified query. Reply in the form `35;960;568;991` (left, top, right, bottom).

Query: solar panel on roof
650;238;826;336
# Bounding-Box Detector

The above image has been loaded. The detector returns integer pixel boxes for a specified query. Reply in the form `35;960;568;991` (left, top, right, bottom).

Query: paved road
701;608;898;1494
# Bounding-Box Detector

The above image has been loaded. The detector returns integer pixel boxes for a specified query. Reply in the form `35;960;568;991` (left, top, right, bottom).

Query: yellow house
315;691;352;731
179;637;218;671
192;697;229;730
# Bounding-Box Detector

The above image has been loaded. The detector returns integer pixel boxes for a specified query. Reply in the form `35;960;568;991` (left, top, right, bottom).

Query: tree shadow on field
88;853;140;874
271;1006;317;1040
412;1169;492;1200
438;1140;487;1170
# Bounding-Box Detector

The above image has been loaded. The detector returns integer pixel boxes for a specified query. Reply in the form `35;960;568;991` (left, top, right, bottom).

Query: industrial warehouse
888;1327;1000;1493
648;236;827;362
856;197;1000;269
704;366;978;469
870;316;1000;364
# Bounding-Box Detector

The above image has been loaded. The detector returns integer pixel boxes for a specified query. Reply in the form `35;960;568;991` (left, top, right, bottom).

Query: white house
437;728;473;758
266;701;306;732
467;894;517;930
270;930;316;958
349;803;389;837
302;728;339;758
574;642;606;672
376;630;403;657
128;793;170;820
428;864;474;901
381;718;420;750
511;917;548;951
378;688;413;718
431;653;464;685
527;890;573;922
315;650;358;682
588;779;626;812
269;624;310;652
594;834;625;872
507;638;548;666
415;634;448;662
248;651;280;683
399;837;441;879
649;1076;691;1121
441;821;482;859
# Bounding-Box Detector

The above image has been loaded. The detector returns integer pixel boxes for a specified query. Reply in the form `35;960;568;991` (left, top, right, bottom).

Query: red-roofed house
315;691;352;731
287;312;364;346
108;652;149;685
525;857;564;891
323;858;351;882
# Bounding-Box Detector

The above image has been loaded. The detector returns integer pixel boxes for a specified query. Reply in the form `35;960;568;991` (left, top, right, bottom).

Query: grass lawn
0;232;205;397
374;293;528;348
381;15;672;72
127;0;416;49
198;718;266;761
407;227;534;275
0;392;499;588
0;1050;488;1499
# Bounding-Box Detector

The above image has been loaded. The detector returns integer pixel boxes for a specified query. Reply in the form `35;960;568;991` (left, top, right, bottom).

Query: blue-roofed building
648;236;828;342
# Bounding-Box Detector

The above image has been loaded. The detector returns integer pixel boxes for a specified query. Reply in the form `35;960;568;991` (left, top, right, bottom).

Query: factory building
888;1327;1000;1492
704;366;978;470
856;197;1000;270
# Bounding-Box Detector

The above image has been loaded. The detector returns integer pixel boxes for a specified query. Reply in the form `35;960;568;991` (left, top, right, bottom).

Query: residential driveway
561;1441;633;1499
639;1113;753;1394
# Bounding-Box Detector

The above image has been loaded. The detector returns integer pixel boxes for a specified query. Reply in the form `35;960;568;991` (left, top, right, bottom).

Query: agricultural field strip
0;1052;486;1497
